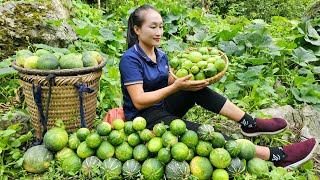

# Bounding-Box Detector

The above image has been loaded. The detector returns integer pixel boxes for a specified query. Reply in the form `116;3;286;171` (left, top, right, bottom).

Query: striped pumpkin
226;157;246;177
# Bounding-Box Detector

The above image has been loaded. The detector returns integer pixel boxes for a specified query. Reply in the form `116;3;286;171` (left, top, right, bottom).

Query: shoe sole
284;139;319;170
240;126;287;137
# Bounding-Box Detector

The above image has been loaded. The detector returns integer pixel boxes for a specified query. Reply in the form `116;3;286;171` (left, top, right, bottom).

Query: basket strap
31;74;56;146
74;82;94;128
32;83;45;145
43;74;56;134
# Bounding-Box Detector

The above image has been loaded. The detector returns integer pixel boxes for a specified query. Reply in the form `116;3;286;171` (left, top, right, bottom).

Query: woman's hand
172;74;209;91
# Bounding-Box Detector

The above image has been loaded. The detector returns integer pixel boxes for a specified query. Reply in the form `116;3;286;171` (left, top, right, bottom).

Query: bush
199;0;317;21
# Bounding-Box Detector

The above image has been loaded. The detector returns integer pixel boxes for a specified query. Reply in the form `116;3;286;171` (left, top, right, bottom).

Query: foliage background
0;0;320;178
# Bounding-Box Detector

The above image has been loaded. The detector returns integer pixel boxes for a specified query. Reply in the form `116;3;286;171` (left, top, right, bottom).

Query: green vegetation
0;0;319;179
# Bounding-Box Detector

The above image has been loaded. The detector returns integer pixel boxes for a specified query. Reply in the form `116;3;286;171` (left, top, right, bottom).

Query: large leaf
72;18;88;28
244;58;269;65
237;65;265;86
291;87;320;104
1;129;16;137
216;29;239;41
314;66;320;74
292;47;318;66
167;24;178;35
224;82;241;98
266;44;281;57
163;12;181;23
261;83;277;96
99;29;116;41
233;33;247;45
162;38;184;52
75;26;91;37
246;31;272;48
0;67;17;78
218;40;237;55
305;21;320;45
237;69;259;86
298;21;320;45
187;31;209;42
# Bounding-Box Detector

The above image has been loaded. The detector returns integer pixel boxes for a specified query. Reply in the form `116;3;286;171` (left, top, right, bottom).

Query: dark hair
126;5;159;49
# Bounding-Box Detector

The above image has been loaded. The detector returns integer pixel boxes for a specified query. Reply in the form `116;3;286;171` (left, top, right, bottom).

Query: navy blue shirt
119;42;170;120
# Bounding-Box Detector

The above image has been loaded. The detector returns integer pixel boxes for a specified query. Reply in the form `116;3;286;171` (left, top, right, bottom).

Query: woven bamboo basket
12;60;107;138
170;47;229;85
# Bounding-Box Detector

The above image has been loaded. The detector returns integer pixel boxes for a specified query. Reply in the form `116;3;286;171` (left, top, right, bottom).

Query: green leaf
18;131;33;143
306;21;320;39
99;29;116;41
163;13;180;23
107;44;116;52
72;18;88;29
0;67;17;78
261;84;276;96
46;19;64;27
313;66;320;74
163;38;184;52
292;47;318;66
269;167;290;179
2;129;16;137
16;157;24;166
54;120;65;129
11;139;21;148
298;68;312;75
167;24;178;34
0;141;6;148
187;31;207;42
304;21;320;45
233;34;247;45
246;31;272;48
12;151;21;160
218;40;237;55
216;29;239;41
298;21;307;35
244;58;269;65
0;57;15;68
75;27;91;37
291;87;320;104
225;82;241;98
7;123;22;131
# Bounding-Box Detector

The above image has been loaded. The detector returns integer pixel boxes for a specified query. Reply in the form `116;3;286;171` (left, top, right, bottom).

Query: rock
0;112;30;134
51;0;72;19
0;1;77;60
300;105;320;141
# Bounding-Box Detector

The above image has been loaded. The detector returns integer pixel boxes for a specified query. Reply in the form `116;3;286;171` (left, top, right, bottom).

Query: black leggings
138;87;227;131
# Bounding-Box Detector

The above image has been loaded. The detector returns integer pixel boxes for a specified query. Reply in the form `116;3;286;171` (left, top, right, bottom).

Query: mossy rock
0;1;76;60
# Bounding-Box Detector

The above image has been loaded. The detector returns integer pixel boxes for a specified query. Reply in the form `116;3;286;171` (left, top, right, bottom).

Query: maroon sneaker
241;118;288;137
274;138;318;170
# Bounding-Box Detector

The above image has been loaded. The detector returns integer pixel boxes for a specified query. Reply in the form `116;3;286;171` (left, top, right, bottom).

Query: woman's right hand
172;74;209;91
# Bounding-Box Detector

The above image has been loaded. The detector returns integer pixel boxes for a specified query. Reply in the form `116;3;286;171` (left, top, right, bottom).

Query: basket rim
11;58;107;76
169;49;229;84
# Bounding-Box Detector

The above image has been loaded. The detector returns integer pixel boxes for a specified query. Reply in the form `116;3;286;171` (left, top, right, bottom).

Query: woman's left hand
172;74;209;91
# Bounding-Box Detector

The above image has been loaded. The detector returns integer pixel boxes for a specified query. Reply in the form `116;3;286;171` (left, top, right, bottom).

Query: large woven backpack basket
12;60;107;138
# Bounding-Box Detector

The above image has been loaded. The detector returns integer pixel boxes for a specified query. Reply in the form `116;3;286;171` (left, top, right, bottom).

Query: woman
119;4;318;169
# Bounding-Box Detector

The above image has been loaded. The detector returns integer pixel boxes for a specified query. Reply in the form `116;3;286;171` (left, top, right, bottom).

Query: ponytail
126;5;159;49
127;13;137;49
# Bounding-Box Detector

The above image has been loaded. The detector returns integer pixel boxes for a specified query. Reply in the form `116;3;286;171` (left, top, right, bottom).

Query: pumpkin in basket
169;47;229;84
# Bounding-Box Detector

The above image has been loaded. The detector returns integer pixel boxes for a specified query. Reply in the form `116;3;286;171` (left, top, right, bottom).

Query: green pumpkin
23;145;53;173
